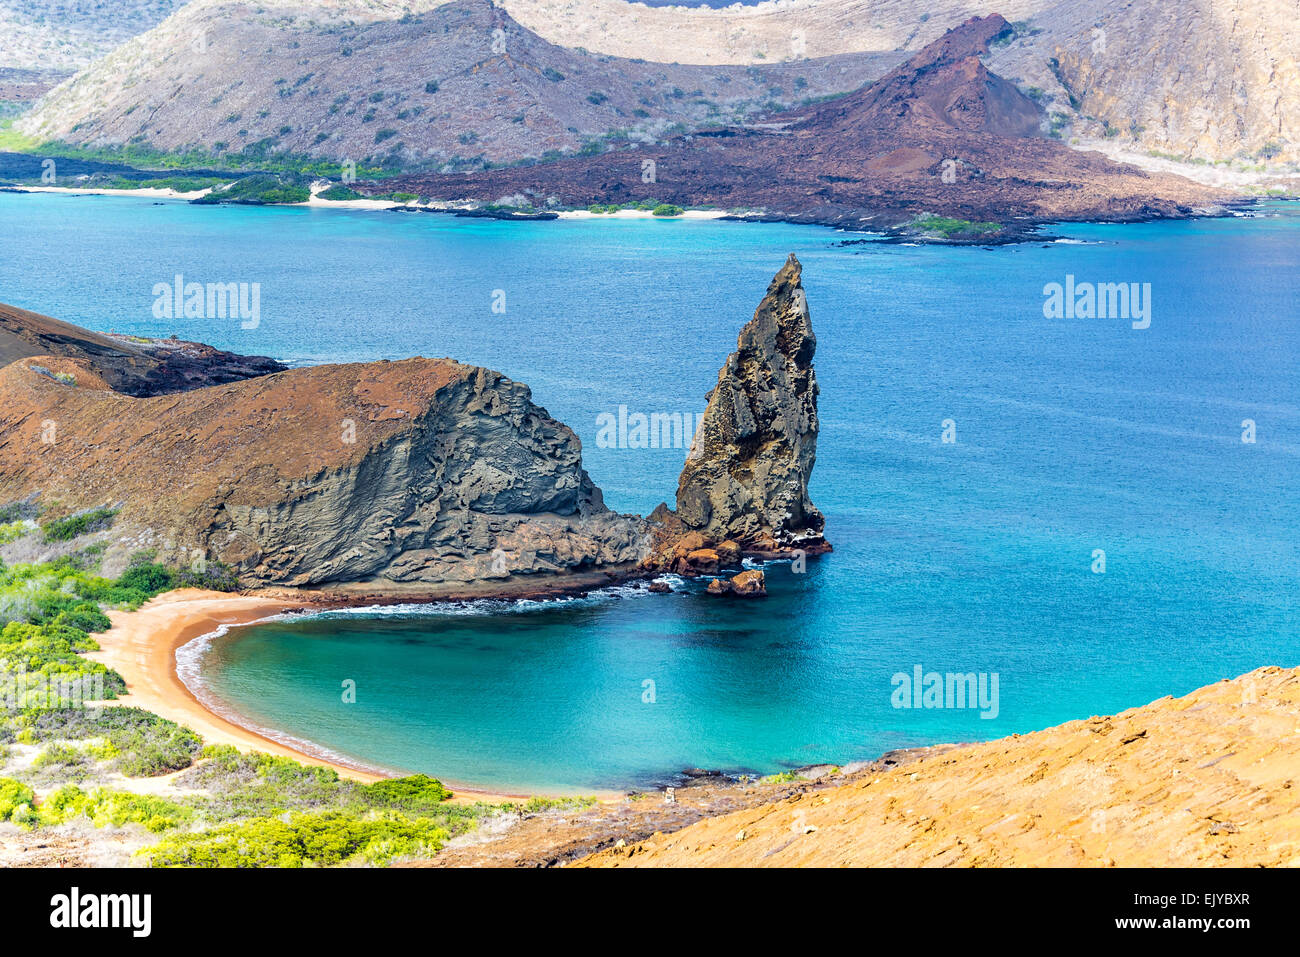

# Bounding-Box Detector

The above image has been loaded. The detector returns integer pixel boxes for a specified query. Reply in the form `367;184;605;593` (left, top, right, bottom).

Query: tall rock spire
674;254;827;555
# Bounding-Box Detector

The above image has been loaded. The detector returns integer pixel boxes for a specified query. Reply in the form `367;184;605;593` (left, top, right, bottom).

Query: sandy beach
16;183;215;200
86;589;534;804
554;208;729;220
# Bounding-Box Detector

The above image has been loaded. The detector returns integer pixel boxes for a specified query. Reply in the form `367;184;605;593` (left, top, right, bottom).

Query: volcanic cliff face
672;254;825;555
0;353;647;589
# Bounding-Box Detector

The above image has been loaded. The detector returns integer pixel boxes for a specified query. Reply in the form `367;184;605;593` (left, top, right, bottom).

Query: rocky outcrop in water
672;254;827;556
1;254;826;594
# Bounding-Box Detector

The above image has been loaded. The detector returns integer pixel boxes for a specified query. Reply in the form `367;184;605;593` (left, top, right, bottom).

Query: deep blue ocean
2;192;1297;792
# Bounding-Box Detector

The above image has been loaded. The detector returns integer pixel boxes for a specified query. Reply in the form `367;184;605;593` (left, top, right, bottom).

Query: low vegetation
40;506;118;543
317;184;363;201
144;810;452;867
0;507;594;866
911;214;1002;239
191;173;310;206
100;175;228;193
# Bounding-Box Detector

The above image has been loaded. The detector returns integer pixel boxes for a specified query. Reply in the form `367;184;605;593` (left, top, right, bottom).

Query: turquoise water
2;193;1298;792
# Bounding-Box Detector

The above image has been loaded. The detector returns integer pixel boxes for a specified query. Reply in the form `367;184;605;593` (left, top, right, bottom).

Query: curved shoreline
87;588;563;805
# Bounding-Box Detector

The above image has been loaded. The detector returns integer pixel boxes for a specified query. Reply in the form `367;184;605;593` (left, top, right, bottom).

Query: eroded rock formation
0;353;645;589
673;254;827;556
1;254;828;595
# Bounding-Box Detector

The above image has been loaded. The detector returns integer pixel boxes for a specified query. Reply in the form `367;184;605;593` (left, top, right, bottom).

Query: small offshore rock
730;569;767;596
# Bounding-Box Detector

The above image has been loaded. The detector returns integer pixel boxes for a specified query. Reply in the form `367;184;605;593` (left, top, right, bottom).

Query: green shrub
143;811;451;867
0;777;35;822
911;214;1001;238
192;174;309;206
41;507;117;542
15;708;199;776
94;555;178;608
0;520;33;544
41;785;193;833
360;774;451;811
652;203;684;217
33;742;93;777
317;184;362;201
55;603;111;633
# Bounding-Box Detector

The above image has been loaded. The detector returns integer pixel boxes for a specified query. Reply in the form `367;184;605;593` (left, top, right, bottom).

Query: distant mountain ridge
493;0;1298;162
16;0;898;167
14;0;1295;166
383;16;1229;235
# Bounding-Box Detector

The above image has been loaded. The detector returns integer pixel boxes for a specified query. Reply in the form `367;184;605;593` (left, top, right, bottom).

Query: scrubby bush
317;184;362;201
360;774;451;811
143;810;451;867
112;562;174;599
55;603;111;633
0;777;35;823
41;507;118;542
41;786;193;833
912;214;1001;238
16;708;201;776
32;742;94;779
192;174;310;206
0;520;34;544
652;203;684;217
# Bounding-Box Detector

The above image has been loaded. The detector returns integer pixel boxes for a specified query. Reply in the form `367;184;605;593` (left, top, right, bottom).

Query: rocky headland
0;300;285;397
0;254;825;597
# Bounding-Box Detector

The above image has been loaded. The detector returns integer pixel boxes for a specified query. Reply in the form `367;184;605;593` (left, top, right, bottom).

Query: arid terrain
379;16;1232;236
16;0;898;166
16;0;1298;165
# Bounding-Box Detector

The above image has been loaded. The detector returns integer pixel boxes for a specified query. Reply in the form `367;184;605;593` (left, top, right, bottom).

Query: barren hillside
500;0;1300;163
15;0;896;166
0;0;190;73
383;16;1229;235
